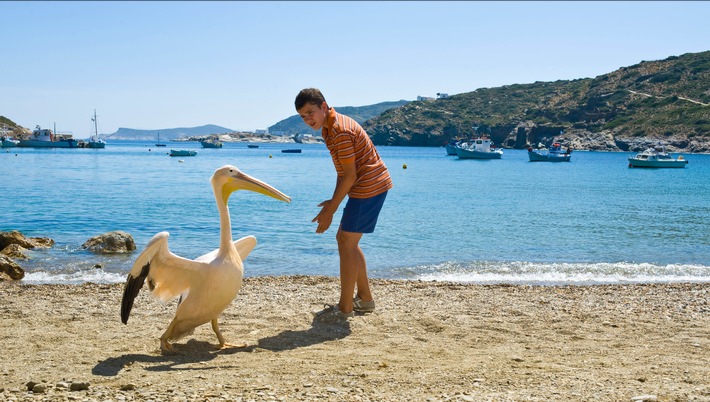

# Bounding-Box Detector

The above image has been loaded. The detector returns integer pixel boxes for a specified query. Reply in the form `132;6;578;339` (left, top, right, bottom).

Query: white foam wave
407;260;710;285
22;270;126;285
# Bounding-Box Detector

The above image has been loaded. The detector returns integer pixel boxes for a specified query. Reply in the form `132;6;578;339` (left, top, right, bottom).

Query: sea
2;141;709;286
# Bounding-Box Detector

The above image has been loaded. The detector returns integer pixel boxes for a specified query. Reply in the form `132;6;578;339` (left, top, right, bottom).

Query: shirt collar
323;107;338;137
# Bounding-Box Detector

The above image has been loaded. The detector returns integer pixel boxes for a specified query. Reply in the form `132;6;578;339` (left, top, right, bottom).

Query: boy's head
295;88;329;131
294;88;326;110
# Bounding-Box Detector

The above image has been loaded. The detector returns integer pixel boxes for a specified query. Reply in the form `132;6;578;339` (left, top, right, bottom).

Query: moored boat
18;126;79;148
247;144;259;149
1;135;19;148
169;149;197;157
200;138;223;148
445;139;461;156
528;143;571;162
85;110;106;149
628;145;688;168
155;132;166;147
455;138;502;159
281;149;302;153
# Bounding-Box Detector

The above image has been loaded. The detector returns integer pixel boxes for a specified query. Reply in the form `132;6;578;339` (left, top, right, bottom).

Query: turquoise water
2;141;709;285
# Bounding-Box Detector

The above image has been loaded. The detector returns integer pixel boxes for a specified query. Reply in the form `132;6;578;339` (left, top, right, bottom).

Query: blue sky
2;1;709;137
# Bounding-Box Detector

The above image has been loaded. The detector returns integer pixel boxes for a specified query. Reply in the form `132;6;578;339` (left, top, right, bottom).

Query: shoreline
1;276;708;401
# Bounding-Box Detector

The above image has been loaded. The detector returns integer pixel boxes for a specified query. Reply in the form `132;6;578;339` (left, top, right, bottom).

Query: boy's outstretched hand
312;200;334;233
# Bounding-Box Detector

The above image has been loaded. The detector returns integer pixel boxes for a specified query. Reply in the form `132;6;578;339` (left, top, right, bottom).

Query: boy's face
297;101;328;130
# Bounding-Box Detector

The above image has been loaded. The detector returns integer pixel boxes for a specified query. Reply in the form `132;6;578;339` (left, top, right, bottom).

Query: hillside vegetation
269;100;409;135
364;51;710;152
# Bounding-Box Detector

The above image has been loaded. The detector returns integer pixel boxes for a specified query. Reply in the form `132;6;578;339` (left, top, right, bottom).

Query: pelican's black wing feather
120;263;151;324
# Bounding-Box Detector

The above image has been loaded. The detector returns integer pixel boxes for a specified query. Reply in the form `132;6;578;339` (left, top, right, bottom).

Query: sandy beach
0;276;707;401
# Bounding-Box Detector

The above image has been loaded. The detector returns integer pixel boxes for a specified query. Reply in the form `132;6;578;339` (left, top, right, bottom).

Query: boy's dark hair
295;88;327;110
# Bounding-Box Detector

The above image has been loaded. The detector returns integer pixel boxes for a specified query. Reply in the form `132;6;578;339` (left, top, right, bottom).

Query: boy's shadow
93;317;350;376
257;317;351;352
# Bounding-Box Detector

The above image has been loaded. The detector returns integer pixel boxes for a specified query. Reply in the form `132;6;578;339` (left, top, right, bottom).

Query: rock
30;237;55;248
0;231;36;250
1;244;29;259
31;383;48;393
82;231;136;254
0;255;24;280
69;382;90;391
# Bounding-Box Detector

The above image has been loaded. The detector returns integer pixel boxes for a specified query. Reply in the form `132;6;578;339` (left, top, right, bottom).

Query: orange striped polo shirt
322;107;393;199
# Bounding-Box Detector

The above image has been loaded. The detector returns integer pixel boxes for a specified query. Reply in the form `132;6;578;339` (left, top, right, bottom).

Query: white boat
85;109;106;149
628;145;688;168
528;142;572;162
455;138;503;159
18;126;79;148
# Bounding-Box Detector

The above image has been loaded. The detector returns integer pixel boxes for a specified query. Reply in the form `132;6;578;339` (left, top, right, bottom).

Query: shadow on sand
93;317;351;376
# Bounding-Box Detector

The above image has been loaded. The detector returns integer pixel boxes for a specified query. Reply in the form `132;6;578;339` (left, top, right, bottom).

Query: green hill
269;100;410;135
363;51;710;152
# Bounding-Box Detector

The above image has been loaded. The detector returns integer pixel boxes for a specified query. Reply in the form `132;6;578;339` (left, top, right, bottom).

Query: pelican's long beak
224;171;292;204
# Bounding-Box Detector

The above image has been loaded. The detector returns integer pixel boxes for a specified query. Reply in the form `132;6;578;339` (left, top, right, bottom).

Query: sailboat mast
92;109;98;139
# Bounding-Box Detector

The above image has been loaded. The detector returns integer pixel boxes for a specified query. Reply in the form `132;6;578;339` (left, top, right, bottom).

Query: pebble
70;382;90;391
631;395;657;401
31;383;48;393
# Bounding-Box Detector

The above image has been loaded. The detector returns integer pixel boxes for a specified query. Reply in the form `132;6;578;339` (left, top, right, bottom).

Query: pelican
121;165;291;352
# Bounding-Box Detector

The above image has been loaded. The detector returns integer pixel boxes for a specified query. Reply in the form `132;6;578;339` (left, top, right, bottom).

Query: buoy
269;154;273;158
402;164;407;169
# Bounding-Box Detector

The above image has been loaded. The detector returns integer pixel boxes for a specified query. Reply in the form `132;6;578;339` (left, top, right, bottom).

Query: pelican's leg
160;319;178;353
211;318;246;349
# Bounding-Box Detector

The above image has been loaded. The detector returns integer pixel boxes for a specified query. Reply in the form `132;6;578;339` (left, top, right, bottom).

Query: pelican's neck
215;186;233;252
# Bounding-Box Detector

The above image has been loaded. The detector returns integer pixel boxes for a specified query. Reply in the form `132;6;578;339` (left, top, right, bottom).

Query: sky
2;1;710;138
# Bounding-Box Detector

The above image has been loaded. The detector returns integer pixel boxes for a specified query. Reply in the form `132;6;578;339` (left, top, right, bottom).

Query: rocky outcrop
82;231;136;254
0;230;36;249
1;243;29;260
0;254;24;280
0;230;54;250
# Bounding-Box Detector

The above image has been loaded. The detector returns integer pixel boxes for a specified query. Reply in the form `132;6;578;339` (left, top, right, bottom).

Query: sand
0;276;708;401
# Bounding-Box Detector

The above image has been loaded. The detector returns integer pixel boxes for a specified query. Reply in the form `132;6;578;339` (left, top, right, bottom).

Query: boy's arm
313;161;357;233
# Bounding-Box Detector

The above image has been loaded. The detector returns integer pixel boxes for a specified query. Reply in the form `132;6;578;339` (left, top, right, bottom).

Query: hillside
106;124;234;141
269;100;410;135
363;51;710;152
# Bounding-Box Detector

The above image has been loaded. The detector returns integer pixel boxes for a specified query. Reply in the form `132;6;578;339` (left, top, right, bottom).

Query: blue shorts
340;191;388;234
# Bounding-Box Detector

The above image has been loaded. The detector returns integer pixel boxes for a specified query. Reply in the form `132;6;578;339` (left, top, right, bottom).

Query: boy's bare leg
337;229;367;314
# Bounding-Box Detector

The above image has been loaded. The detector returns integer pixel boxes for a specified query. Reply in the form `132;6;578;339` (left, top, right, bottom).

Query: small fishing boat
455;138;502;159
200;138;223;148
1;135;19;148
18;126;79;148
247;144;259;149
281;149;302;153
528;143;571;162
169;149;197;157
628;145;688;168
445;139;461;156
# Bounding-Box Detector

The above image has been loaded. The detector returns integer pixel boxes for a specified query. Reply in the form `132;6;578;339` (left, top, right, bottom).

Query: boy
295;88;393;319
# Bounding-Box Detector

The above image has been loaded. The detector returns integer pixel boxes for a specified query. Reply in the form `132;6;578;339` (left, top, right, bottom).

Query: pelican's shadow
92;340;255;376
256;317;352;352
94;318;350;376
